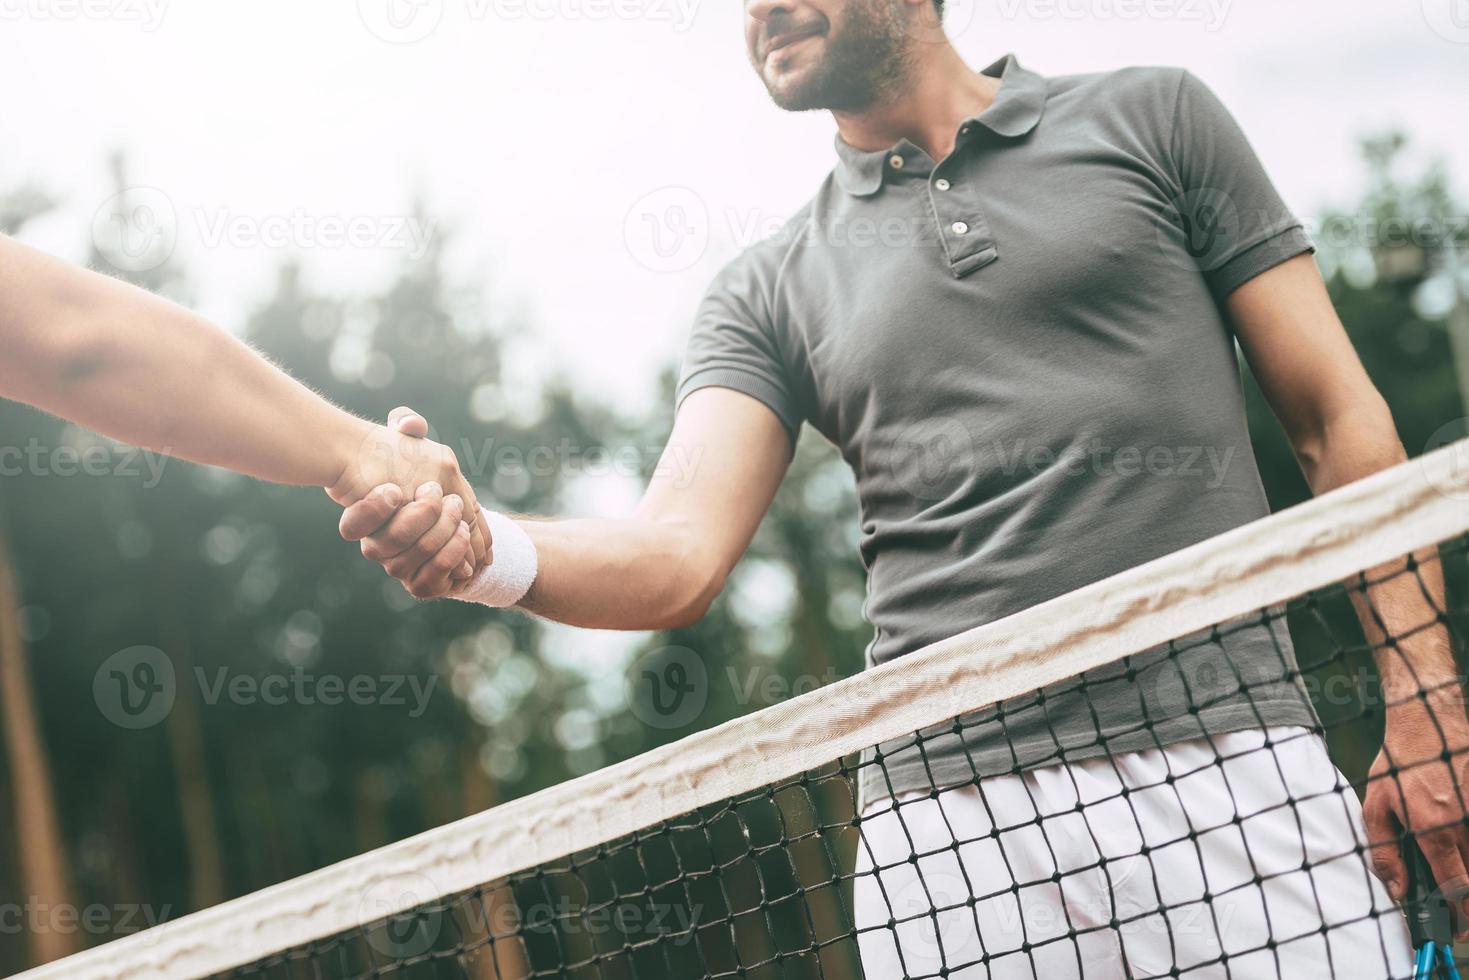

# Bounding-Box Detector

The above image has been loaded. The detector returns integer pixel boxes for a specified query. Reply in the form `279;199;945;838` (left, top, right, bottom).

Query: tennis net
17;439;1469;980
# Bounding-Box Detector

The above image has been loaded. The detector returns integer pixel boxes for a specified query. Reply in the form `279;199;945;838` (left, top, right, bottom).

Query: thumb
388;405;429;438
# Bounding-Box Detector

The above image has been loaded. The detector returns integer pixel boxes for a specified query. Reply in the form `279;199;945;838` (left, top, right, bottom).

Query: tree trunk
459;738;528;980
158;557;227;912
0;525;81;965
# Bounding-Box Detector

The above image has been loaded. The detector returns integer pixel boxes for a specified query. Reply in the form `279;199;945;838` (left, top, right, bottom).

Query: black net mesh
209;534;1469;980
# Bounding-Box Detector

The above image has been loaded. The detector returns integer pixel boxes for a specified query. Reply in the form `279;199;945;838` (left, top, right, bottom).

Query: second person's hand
327;408;487;570
337;407;485;599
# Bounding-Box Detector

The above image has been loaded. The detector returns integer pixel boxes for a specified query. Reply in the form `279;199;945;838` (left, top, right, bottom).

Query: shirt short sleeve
676;248;804;447
1166;70;1315;300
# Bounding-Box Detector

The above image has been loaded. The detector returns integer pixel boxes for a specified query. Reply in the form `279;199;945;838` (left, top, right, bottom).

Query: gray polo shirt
677;55;1318;800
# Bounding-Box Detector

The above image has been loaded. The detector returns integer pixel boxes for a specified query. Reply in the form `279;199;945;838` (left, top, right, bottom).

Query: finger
359;495;446;562
445;475;488;567
388;406;429;438
338;484;405;542
1362;792;1406;901
1420;829;1469;933
1459;836;1469;939
384;495;466;581
408;522;474;599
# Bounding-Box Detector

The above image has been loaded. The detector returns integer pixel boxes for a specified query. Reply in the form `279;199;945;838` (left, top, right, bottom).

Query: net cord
16;439;1469;980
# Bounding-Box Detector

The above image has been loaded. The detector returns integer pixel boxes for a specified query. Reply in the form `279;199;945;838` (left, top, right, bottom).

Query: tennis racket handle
1404;833;1456;946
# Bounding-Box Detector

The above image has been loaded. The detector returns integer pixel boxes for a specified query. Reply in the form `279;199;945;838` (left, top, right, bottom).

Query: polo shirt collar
834;54;1046;198
973;53;1047;138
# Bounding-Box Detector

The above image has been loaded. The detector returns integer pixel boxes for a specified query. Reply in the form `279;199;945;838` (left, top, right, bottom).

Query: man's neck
833;46;1001;163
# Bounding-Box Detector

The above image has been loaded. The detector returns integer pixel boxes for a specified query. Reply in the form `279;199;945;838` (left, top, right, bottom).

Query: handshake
328;406;502;601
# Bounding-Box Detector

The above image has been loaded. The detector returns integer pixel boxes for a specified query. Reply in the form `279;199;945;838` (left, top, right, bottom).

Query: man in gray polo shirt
342;0;1466;975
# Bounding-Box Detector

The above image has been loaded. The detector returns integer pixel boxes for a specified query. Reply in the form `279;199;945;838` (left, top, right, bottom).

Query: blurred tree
0;187;80;971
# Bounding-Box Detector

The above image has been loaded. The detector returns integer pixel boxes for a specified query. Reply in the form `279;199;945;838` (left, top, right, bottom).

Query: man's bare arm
342;387;792;627
1231;253;1468;920
0;235;488;563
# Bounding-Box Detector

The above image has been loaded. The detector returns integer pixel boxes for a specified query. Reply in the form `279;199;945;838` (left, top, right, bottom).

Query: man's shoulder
710;197;822;290
1046;63;1192;114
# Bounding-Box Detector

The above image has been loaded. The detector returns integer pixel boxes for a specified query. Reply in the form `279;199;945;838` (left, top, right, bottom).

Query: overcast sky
3;0;1466;415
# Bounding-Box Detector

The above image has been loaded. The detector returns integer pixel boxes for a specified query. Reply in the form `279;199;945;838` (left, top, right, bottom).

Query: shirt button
960;125;972;136
935;178;952;191
952;221;970;235
889;154;905;170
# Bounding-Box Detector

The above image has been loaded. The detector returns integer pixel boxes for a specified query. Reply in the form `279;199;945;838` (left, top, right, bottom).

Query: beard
755;1;914;113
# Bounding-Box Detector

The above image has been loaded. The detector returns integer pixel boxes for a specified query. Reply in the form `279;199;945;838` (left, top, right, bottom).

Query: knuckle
402;500;437;523
1423;832;1459;857
385;554;421;580
387;526;429;551
414;576;447;599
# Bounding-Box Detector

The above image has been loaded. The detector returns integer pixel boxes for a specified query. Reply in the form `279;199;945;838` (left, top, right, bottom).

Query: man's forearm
1300;406;1462;718
514;517;724;632
0;236;369;487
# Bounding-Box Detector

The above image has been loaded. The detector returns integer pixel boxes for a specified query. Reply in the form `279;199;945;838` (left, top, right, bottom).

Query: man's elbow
652;546;728;631
656;578;724;631
1294;392;1406;484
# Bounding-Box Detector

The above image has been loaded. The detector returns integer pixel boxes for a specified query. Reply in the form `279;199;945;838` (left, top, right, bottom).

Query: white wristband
454;511;538;608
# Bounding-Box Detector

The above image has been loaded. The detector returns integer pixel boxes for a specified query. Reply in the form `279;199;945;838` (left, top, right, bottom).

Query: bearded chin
761;5;912;113
768;60;885;113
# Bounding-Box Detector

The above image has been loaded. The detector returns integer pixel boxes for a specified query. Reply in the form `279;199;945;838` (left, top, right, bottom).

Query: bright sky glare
2;0;1465;417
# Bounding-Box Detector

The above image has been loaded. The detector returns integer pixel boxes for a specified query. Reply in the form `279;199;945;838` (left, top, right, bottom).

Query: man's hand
345;480;477;599
1364;694;1469;937
338;407;482;600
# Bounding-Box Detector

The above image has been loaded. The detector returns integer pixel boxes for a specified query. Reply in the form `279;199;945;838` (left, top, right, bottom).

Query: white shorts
854;727;1413;979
